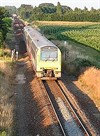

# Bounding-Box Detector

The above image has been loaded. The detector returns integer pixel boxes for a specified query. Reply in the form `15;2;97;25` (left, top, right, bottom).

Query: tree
74;7;81;12
5;6;17;16
0;7;12;47
90;7;96;12
0;7;9;19
17;2;100;22
0;32;3;48
83;6;88;11
56;2;62;14
18;4;33;20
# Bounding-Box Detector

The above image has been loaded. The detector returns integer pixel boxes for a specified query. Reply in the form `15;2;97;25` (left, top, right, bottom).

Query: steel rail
42;80;67;136
57;80;91;136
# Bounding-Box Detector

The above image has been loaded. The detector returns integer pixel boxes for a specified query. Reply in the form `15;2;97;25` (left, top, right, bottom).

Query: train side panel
24;32;37;72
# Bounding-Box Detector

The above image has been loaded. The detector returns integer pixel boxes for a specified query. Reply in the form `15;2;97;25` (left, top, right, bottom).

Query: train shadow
61;71;100;134
18;40;27;55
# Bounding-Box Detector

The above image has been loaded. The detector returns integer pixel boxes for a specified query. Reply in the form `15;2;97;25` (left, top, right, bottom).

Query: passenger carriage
24;26;61;79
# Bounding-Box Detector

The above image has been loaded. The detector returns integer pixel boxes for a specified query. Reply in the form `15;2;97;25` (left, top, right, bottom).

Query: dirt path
15;64;28;136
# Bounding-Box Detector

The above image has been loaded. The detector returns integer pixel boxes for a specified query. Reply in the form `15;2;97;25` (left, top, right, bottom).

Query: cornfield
38;22;100;51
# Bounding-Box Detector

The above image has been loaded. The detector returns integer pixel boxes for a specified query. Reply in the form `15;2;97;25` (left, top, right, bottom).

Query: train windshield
41;47;58;61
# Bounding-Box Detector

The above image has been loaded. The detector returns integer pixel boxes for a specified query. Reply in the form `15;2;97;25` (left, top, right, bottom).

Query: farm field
35;21;100;26
37;21;100;51
33;21;100;68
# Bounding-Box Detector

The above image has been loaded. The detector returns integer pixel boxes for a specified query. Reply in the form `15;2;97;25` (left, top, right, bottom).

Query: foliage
39;3;56;14
0;7;12;47
5;6;17;16
39;24;100;51
56;2;62;14
18;4;33;20
0;49;11;58
72;58;93;67
0;7;9;19
17;3;100;22
2;17;12;27
0;131;7;136
0;32;3;48
39;3;55;7
0;17;12;41
62;24;100;51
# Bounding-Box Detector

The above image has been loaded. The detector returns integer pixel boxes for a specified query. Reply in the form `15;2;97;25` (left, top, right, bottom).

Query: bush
0;49;4;57
71;58;92;68
0;131;7;136
64;59;94;76
0;49;11;58
0;32;3;48
0;71;5;76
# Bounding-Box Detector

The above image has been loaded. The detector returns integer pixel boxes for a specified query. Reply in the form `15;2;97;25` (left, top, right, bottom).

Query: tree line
0;7;12;48
17;2;100;22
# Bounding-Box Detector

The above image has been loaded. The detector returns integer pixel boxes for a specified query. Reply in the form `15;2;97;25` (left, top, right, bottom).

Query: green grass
0;49;11;61
0;26;15;62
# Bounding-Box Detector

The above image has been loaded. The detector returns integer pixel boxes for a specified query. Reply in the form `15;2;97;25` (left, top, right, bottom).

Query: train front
37;46;61;80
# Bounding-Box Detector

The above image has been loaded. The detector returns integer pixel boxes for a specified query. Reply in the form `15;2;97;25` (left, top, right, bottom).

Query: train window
41;47;58;61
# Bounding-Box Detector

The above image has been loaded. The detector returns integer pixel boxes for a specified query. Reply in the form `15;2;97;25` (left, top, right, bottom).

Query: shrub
0;32;3;48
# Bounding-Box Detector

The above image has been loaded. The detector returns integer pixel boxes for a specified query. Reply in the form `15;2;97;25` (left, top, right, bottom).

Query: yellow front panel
37;49;61;72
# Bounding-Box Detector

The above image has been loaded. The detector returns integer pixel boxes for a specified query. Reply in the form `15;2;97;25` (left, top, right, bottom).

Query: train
24;26;61;80
13;18;26;54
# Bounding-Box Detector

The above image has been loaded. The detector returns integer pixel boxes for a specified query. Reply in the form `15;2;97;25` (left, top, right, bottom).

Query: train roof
24;26;58;49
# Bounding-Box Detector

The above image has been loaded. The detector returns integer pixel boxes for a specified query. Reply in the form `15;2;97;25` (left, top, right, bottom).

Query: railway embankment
74;66;100;110
52;40;100;112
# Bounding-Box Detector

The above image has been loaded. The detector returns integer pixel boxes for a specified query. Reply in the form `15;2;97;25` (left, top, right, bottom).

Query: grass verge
0;61;16;136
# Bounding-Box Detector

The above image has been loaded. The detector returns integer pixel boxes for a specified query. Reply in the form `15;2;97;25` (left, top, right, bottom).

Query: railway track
12;18;26;55
38;79;91;136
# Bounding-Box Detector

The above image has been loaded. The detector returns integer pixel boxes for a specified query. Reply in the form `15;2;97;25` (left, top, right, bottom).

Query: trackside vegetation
0;7;12;60
0;7;15;136
0;7;12;48
0;62;15;136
